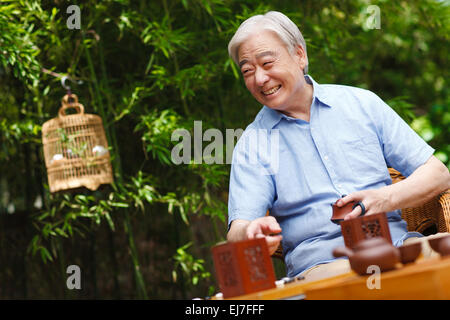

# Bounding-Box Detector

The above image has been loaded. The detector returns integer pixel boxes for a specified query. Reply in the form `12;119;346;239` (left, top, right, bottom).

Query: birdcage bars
42;94;113;193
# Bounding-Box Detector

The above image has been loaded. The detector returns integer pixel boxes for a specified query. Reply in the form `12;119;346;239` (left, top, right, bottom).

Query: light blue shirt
228;75;434;277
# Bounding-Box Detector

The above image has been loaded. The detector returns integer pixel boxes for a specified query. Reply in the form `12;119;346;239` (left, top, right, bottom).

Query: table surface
214;255;450;300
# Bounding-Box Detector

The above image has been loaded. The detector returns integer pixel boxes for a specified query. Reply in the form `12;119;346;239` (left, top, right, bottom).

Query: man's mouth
262;85;281;96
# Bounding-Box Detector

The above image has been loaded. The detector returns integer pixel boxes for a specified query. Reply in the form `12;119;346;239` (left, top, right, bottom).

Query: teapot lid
353;237;390;250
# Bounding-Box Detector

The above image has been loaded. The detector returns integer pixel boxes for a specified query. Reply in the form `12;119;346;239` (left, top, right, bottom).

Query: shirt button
324;155;329;160
338;184;343;188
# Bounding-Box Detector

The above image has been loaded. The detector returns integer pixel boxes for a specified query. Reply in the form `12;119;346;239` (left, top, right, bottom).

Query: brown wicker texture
271;168;450;260
42;94;113;193
388;167;450;234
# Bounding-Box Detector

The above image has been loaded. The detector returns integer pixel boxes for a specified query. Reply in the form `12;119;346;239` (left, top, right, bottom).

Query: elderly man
226;11;450;280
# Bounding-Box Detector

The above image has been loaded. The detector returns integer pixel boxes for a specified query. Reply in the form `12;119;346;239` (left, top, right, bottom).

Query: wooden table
216;256;450;300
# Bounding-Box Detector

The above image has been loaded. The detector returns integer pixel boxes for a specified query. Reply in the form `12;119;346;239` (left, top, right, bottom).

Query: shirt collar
306;74;333;108
259;74;332;129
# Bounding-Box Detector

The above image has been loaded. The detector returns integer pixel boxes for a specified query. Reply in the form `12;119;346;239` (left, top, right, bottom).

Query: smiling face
238;30;309;114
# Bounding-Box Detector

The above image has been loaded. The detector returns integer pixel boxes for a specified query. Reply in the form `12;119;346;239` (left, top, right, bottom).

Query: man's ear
294;44;308;73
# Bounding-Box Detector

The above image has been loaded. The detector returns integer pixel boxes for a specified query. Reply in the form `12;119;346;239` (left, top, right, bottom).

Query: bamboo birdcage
42;94;113;193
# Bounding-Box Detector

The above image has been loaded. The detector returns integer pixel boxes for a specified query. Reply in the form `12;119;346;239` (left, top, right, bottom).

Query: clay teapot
332;237;400;275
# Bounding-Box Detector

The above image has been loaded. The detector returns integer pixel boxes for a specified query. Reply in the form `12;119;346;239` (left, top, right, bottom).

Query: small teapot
332;237;400;275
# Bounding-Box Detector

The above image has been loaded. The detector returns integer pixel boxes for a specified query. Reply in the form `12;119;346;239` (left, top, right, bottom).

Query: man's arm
340;155;450;219
227;217;283;255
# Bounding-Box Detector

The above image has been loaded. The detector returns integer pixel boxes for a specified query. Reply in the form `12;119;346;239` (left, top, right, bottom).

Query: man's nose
255;68;269;87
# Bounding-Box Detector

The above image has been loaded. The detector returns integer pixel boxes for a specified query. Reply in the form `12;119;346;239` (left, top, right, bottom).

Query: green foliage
136;109;185;165
0;1;41;84
0;0;448;298
172;242;211;286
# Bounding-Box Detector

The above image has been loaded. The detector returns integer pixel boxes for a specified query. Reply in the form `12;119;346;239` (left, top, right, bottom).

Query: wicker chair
271;167;450;260
388;168;450;234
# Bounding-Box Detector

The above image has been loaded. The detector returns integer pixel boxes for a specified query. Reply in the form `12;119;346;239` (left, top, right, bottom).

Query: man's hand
227;216;283;256
336;188;390;220
336;156;450;221
246;216;283;255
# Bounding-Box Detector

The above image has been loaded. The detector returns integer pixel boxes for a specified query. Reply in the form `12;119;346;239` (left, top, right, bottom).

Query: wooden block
340;212;392;248
211;238;276;298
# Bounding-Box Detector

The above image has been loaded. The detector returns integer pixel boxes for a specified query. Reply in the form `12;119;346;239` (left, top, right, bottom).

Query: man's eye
263;61;273;66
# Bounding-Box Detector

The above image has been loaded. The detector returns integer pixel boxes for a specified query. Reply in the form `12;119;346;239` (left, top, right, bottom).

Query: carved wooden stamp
211;238;276;298
340;212;392;248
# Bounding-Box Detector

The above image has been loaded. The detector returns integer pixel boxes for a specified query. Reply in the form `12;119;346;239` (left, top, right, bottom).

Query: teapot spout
332;246;353;259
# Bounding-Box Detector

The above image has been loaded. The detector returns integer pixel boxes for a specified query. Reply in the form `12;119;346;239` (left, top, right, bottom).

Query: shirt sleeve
227;127;276;229
369;92;435;177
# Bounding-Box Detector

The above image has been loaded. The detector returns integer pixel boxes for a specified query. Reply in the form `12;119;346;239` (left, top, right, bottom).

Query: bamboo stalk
97;39;123;180
57;240;68;299
162;0;190;116
124;211;148;299
107;225;122;299
82;30;148;299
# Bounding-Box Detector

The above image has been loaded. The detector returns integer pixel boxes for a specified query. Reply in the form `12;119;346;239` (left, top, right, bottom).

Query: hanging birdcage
42;93;113;193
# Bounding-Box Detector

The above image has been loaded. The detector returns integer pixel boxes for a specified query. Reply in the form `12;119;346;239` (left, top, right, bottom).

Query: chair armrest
438;189;450;232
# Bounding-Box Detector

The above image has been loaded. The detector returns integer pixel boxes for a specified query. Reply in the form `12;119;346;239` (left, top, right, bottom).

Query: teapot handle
332;246;353;258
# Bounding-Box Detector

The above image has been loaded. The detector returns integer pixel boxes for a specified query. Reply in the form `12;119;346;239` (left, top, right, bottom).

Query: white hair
228;11;308;74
